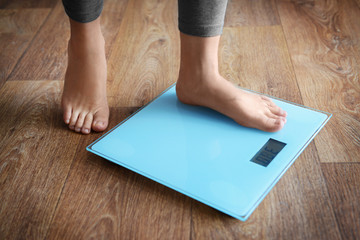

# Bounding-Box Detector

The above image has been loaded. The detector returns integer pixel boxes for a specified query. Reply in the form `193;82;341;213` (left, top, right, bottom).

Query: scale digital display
251;138;286;167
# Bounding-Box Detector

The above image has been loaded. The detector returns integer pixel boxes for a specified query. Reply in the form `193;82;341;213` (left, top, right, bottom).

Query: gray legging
62;0;228;37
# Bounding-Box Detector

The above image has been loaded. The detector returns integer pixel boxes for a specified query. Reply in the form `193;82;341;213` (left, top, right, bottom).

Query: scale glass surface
87;84;331;221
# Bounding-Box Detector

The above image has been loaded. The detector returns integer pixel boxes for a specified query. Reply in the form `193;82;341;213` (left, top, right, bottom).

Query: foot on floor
61;20;109;135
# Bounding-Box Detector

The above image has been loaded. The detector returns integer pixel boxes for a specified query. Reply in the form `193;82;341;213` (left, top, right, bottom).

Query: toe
263;117;286;132
260;95;272;103
75;112;86;132
82;113;93;134
269;104;287;117
259;110;286;132
263;97;287;117
92;109;109;132
69;111;79;130
63;106;72;125
92;121;108;132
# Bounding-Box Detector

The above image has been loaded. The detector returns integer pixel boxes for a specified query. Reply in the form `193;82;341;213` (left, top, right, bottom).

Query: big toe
262;117;286;132
92;109;109;132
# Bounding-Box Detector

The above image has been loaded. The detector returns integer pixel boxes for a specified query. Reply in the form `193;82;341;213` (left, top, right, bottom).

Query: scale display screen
251;139;286;167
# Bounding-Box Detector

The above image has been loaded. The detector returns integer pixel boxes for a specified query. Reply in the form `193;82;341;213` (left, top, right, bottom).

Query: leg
176;0;287;132
61;0;109;134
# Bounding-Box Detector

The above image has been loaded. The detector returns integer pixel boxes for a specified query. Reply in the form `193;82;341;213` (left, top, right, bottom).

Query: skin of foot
61;18;109;134
176;33;287;132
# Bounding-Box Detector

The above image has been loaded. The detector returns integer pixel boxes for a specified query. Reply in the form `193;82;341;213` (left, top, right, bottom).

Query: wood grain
0;81;80;239
219;26;300;102
100;0;130;58
6;2;69;81
46;108;192;239
0;9;49;87
321;163;360;240
277;0;360;162
8;0;129;81
0;0;56;9
107;0;180;107
356;0;360;8
225;0;280;26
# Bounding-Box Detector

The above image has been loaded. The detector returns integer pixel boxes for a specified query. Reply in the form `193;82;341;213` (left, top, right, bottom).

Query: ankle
68;35;105;52
67;35;105;60
68;18;104;48
179;32;221;82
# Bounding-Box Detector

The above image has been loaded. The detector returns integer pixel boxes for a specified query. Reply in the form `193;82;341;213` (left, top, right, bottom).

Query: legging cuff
62;0;103;23
178;21;224;37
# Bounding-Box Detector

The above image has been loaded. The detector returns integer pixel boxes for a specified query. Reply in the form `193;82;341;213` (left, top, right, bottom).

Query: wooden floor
1;0;359;239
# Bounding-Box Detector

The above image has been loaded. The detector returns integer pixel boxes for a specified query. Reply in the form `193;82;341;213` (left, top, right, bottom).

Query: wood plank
0;9;50;87
356;0;360;8
191;143;341;240
321;163;360;240
8;0;129;81
0;81;80;239
0;0;56;9
6;2;69;81
100;0;130;58
107;0;179;107
190;26;340;239
46;108;192;239
219;26;300;101
277;0;360;162
225;0;280;26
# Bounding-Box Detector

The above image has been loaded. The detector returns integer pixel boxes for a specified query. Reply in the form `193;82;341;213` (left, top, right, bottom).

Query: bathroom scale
87;84;331;221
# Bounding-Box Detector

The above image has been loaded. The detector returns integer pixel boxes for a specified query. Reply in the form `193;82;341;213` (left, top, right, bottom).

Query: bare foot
61;19;109;134
176;73;287;132
176;33;287;132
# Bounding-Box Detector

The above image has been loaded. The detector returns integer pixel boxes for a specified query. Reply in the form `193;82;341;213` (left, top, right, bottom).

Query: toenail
69;125;75;130
75;127;81;132
96;121;103;126
83;128;90;134
65;119;70;124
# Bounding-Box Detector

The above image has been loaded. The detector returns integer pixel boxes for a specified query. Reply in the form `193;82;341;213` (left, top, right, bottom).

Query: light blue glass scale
87;84;331;221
